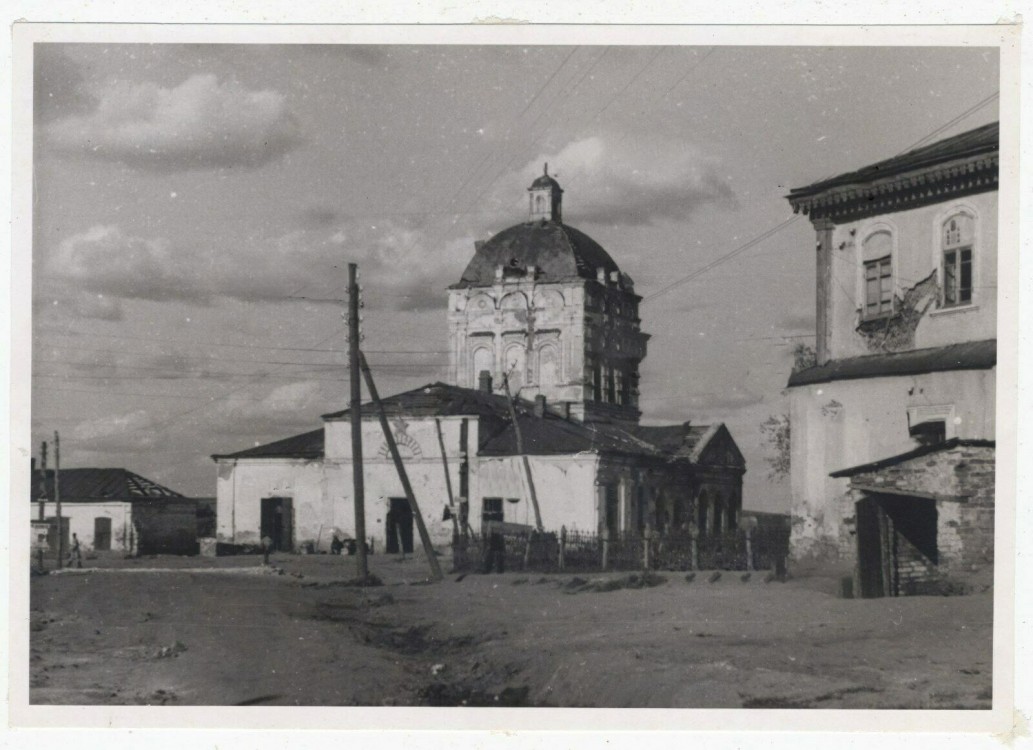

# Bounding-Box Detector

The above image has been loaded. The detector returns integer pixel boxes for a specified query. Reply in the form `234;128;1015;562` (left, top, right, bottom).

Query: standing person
67;533;82;569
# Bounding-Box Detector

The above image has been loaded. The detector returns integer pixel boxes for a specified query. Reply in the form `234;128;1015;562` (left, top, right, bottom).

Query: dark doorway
855;496;888;598
93;517;112;551
856;493;939;598
260;497;294;552
386;497;414;554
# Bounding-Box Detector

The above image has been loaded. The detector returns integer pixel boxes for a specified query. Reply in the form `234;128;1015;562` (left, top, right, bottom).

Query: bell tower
528;163;563;223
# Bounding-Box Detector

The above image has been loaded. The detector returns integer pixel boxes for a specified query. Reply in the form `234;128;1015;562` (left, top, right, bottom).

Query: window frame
862;254;894;319
940;212;975;309
858;225;897;321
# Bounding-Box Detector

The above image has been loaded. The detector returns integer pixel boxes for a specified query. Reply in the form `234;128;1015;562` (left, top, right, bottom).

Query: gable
694;425;746;469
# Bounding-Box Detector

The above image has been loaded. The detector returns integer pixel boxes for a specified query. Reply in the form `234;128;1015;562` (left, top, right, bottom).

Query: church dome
453;220;621;287
529;173;563;191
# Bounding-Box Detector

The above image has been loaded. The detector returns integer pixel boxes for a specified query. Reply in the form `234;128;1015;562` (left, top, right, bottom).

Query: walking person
67;532;82;569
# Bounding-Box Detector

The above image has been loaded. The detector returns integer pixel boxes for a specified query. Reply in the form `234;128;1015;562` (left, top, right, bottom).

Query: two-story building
785;122;997;596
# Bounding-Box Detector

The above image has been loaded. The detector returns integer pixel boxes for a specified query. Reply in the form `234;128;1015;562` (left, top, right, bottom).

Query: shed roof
29;468;185;502
829;438;994;478
787;339;996;387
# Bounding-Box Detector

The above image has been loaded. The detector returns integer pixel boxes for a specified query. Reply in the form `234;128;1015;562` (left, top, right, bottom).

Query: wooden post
643;525;651;570
559;526;566;571
38;441;47;522
54;432;62;569
601;527;610;571
348;263;368;580
434;418;461;548
359;351;443;582
501;373;544;532
745;526;754;572
690;528;699;572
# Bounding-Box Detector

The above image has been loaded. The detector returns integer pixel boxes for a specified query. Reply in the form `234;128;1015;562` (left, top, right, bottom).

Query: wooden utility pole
54;431;62;569
501;373;544;532
348;263;368;580
358;351;443;582
38;441;47;522
434;418;460;541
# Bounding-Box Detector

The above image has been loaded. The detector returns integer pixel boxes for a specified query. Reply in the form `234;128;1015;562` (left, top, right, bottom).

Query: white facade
215;412;608;552
786;124;998;560
40;501;136;554
822;192;997;360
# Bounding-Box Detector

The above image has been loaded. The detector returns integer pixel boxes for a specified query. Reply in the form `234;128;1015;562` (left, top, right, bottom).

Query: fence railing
455;524;789;575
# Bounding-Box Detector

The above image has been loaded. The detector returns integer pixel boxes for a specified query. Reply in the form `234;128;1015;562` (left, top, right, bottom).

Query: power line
641;90;1000;305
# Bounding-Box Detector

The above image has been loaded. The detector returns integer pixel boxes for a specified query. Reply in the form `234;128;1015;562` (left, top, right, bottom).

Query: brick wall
846;443;994;588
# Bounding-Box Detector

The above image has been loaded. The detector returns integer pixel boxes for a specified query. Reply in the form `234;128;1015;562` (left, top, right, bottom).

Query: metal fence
454;525;789;575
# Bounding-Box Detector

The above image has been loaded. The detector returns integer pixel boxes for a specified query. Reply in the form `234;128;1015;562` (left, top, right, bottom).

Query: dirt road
29;554;993;708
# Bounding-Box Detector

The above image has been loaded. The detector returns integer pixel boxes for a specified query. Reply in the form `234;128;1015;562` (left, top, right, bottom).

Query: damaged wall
788;368;995;560
824;191;997;361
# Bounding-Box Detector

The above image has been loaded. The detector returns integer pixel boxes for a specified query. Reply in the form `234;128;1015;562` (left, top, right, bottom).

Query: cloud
491;135;735;226
209;380;333;438
42;211;475;315
48;225;212;304
69;409;161;453
45;73;301;171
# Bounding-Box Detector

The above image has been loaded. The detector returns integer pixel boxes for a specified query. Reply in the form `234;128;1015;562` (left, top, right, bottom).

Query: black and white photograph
7;16;1025;738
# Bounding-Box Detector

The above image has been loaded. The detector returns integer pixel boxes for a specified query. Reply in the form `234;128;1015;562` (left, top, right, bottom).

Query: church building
212;169;745;554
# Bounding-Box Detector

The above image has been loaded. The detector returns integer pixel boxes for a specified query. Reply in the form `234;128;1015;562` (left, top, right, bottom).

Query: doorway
93;517;112;551
260;497;294;552
386;497;414;554
855;493;939;598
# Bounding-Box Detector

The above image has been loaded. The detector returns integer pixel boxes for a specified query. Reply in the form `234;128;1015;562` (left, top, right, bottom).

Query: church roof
452;221;621;288
215;382;738;465
211;428;325;461
529;173;563;191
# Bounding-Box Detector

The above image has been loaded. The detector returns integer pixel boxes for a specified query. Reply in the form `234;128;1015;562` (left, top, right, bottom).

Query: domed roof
529;173;563;191
453;220;621;288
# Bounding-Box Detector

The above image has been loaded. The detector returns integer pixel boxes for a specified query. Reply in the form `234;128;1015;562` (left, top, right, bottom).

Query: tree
760;414;790;480
791;343;817;373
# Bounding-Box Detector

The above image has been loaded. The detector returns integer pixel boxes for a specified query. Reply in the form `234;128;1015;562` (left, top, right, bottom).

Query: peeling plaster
856;271;939;353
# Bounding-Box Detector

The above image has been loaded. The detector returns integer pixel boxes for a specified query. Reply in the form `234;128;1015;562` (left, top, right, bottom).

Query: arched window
941;213;974;307
862;230;894;318
537;344;559;387
472;347;494;388
504;345;525;393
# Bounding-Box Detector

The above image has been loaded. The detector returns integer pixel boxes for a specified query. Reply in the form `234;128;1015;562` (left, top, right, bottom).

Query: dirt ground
29;553;994;708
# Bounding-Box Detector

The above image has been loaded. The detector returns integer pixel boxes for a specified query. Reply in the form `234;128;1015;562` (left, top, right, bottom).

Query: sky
30;43;1000;510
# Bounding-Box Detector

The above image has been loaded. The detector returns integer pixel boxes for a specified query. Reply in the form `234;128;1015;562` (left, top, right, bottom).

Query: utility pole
501;374;544;532
38;441;47;522
348;263;368;580
54;431;62;569
359;351;443;582
38;441;48;571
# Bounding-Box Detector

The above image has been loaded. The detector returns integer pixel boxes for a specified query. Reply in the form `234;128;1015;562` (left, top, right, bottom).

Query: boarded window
864;255;893;318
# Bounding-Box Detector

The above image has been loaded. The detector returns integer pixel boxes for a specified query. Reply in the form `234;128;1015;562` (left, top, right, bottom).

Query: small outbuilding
30;467;200;557
830;438;994;597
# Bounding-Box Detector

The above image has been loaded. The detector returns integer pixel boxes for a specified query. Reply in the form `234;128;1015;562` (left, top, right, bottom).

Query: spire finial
544;162;549;177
